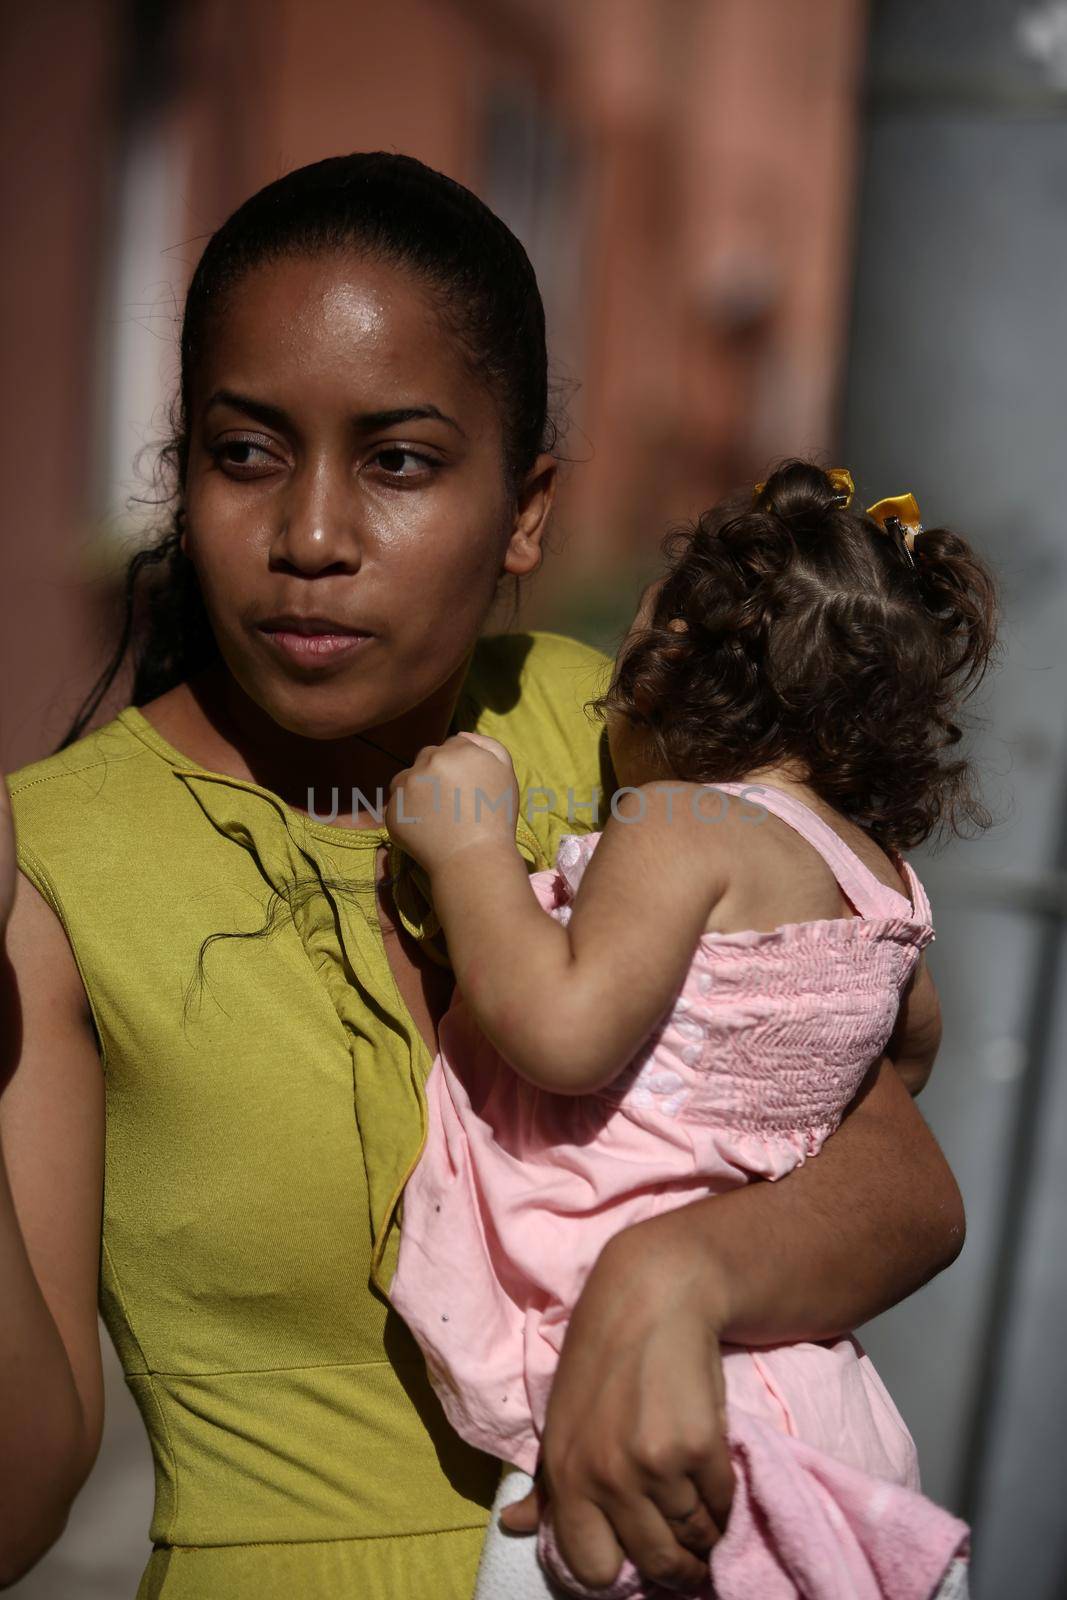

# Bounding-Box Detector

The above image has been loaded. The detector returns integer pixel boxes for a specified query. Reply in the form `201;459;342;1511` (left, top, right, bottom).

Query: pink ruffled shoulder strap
706;783;923;922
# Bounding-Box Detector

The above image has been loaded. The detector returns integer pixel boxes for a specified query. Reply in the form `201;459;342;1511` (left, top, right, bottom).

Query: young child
385;460;997;1600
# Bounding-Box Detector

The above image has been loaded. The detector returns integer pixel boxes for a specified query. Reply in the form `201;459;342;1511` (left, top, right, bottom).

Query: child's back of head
593;459;1000;852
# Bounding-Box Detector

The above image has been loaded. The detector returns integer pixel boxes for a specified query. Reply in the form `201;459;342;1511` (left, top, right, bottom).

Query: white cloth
934;1558;971;1600
474;1465;572;1600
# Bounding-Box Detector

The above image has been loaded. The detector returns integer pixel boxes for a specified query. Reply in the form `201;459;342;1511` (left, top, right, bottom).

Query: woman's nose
269;465;361;576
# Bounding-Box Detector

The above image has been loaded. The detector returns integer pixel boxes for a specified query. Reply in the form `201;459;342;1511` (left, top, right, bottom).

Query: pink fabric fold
536;1408;970;1600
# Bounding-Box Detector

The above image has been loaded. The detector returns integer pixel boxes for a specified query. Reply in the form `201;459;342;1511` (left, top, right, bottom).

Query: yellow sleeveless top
8;630;614;1600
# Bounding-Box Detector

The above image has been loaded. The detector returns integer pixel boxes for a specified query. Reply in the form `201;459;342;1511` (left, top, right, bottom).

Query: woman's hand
385;732;519;875
0;776;15;934
500;1215;734;1594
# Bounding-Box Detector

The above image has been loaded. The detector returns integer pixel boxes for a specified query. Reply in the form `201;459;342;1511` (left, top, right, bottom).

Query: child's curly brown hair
588;459;1000;852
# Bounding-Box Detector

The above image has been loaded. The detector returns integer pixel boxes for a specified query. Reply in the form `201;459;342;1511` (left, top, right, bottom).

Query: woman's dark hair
61;151;558;748
589;459;1000;853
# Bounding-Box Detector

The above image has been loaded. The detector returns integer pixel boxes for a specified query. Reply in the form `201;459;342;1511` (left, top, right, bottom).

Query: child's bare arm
429;782;730;1095
885;953;942;1096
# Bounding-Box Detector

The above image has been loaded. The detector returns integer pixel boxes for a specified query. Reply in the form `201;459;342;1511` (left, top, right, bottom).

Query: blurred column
0;2;119;768
677;0;867;509
553;0;867;584
558;0;684;572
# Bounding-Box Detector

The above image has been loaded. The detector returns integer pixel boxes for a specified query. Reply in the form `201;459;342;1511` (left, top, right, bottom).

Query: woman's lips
259;627;374;665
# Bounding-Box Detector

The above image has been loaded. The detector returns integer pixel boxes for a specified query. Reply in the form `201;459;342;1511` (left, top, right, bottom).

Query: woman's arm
627;1050;963;1345
501;1058;965;1590
0;781;105;1586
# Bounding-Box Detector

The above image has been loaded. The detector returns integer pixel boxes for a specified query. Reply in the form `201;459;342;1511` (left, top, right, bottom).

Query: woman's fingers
497;1484;542;1533
546;1485;628;1591
688;1433;734;1538
551;1475;709;1594
499;1472;715;1592
647;1475;722;1558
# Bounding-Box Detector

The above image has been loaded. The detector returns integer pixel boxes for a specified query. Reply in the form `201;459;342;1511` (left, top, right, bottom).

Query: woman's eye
210;439;278;476
372;447;435;479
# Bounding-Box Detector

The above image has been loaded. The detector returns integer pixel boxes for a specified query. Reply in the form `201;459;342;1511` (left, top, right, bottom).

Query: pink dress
388;782;970;1599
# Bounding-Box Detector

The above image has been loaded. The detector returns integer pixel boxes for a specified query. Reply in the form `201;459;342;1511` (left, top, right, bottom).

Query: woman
0;153;963;1599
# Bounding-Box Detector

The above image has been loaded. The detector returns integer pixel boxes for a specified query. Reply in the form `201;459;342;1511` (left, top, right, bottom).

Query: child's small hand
385;732;520;874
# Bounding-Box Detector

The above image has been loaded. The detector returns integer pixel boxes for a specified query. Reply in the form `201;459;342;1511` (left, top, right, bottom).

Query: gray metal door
841;4;1067;1595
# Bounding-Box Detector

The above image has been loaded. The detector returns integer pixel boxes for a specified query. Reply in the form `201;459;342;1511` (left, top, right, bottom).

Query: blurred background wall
1;1;1064;1596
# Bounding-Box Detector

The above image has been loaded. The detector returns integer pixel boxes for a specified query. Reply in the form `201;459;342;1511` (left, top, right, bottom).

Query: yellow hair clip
826;467;855;506
865;493;924;567
753;467;855;506
751;471;923;567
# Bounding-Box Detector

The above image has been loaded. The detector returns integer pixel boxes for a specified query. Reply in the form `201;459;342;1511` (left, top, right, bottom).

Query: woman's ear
501;453;558;579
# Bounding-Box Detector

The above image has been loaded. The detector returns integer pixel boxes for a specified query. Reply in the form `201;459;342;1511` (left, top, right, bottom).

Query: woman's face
182;252;554;740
